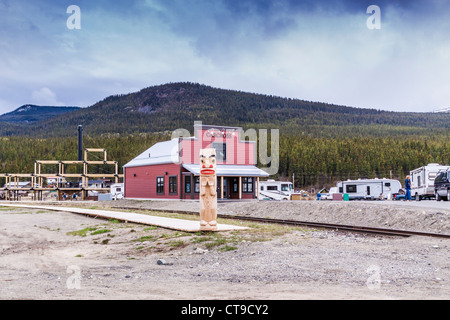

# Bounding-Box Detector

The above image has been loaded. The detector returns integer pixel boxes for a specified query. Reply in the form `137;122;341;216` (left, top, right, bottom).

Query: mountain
0;105;80;123
0;82;448;137
433;107;450;113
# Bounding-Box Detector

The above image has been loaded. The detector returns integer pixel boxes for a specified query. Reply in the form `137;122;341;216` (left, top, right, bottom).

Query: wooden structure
0;148;123;201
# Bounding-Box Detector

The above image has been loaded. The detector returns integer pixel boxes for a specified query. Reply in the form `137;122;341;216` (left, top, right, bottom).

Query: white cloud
31;87;64;106
1;0;450;114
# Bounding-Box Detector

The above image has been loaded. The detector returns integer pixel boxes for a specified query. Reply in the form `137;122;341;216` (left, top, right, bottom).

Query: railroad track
113;206;450;239
219;215;450;239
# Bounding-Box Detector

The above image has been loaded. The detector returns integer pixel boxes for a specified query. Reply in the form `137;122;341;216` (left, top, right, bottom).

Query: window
267;186;278;191
242;177;253;193
156;177;164;194
384;182;391;187
185;176;191;193
169;176;177;194
231;178;239;193
212;142;226;161
194;176;200;193
346;185;357;193
281;184;289;192
428;173;437;180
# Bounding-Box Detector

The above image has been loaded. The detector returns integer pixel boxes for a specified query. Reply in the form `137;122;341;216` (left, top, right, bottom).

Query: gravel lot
0;200;449;300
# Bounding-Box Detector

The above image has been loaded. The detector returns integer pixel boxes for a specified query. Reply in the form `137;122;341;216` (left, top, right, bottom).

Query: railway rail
113;206;450;239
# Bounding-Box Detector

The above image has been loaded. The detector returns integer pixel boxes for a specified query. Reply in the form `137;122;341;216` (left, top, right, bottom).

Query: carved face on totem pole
200;148;216;176
199;148;217;231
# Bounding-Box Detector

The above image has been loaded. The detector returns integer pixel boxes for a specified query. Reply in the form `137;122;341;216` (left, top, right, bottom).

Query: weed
220;245;237;252
136;236;155;242
169;240;184;247
67;227;97;237
91;229;111;235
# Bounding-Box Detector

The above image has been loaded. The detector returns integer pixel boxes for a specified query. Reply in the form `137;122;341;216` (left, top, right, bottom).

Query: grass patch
168;240;184;247
220;245;237;252
67;227;97;237
191;236;214;244
136;235;155;242
90;229;111;235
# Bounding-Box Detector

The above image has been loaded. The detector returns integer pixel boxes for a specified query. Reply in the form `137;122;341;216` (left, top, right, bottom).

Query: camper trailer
336;178;401;200
258;179;294;200
111;183;124;200
410;163;450;200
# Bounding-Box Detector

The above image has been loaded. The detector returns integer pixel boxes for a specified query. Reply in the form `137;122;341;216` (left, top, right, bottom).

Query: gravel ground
108;199;450;235
0;200;449;300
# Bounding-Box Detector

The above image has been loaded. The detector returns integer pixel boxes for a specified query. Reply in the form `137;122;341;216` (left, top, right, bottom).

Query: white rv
111;183;124;200
336;178;402;200
258;179;294;200
410;163;450;200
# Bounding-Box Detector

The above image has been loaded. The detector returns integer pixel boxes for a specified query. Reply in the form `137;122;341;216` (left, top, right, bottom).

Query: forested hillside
0;82;448;137
0;82;448;189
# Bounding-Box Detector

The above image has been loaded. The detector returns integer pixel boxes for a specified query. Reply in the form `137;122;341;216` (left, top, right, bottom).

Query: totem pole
199;148;218;231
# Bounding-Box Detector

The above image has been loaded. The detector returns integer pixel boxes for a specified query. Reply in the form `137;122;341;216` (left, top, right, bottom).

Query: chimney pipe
78;125;83;161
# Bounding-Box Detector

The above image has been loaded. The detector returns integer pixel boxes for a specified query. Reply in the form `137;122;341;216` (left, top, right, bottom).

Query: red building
123;124;269;200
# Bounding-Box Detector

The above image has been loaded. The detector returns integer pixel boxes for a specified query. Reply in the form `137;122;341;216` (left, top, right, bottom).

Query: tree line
1;132;448;190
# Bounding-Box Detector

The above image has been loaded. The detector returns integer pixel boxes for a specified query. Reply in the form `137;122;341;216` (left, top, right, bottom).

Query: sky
0;0;449;114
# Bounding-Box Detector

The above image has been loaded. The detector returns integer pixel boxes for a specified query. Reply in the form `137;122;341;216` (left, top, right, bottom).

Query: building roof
182;164;269;177
123;138;179;168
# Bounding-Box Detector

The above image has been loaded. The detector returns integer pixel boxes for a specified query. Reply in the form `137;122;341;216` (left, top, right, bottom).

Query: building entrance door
217;177;231;199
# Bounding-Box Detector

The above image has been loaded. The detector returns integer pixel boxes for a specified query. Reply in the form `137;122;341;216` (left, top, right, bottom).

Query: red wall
124;163;180;199
180;128;255;165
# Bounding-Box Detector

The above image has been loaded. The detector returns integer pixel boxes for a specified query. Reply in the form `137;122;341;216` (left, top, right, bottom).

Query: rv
111;183;124;200
336;178;402;200
258;179;294;200
410;163;450;200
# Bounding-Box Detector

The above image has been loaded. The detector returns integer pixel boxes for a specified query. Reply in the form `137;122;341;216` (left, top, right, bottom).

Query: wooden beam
257;177;260;199
85;161;117;165
35;160;60;164
239;176;242;200
85;148;106;152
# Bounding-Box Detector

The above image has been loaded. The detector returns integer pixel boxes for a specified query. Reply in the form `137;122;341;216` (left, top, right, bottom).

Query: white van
259;179;294;200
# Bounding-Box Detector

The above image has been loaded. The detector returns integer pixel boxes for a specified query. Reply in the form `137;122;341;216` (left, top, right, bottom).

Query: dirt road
0;201;449;300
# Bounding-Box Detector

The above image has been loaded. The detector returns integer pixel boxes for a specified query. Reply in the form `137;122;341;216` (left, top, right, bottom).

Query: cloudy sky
0;0;449;114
